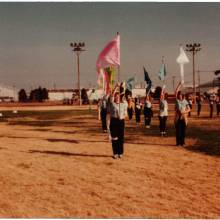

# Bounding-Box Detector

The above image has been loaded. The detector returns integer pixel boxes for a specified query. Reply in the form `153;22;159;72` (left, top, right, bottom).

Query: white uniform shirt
110;101;128;119
159;100;168;117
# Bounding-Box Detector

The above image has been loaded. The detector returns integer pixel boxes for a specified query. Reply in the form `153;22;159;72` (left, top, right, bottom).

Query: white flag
176;46;189;84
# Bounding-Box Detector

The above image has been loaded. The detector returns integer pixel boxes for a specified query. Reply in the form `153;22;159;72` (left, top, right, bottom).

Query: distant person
187;95;193;117
158;87;168;136
109;83;127;159
216;94;220;116
175;82;191;146
209;93;215;118
135;97;142;123
127;96;135;120
99;95;108;132
196;94;203;117
144;95;153;128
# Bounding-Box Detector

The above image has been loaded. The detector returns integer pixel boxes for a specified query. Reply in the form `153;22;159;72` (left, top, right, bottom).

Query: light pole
70;42;85;105
185;43;201;101
172;76;176;93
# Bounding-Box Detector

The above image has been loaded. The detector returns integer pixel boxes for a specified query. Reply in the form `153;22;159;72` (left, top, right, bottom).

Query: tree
81;88;89;104
153;86;162;99
18;89;28;102
42;88;49;100
29;87;48;102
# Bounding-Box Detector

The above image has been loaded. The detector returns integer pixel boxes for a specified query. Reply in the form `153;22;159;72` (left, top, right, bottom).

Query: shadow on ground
184;126;220;157
28;149;111;158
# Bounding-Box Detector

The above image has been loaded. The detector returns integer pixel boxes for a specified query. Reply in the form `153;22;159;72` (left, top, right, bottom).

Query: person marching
216;93;220;116
175;82;191;146
135;97;142;123
144;95;153;128
209;93;215;118
158;86;168;136
196;94;203;117
127;96;135;120
99;95;108;132
109;83;127;159
187;94;193;117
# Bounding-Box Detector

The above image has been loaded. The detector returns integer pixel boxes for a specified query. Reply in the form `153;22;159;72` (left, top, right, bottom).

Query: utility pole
197;70;200;94
172;76;176;93
70;42;85;106
185;43;202;102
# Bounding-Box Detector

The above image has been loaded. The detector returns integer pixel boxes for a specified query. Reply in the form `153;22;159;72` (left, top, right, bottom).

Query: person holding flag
158;85;168;136
175;82;191;146
144;94;153;128
109;83;127;159
96;33;128;159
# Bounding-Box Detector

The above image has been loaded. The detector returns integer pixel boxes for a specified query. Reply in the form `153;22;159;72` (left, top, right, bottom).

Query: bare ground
0;105;219;218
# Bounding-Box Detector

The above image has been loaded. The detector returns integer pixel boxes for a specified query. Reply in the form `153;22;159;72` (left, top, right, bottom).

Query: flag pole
117;32;121;116
117;32;120;83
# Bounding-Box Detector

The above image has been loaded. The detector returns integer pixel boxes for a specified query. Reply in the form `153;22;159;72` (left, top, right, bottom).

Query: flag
176;46;189;84
143;67;152;95
96;35;120;73
96;34;120;94
126;76;135;91
158;63;166;81
103;66;116;95
143;67;151;84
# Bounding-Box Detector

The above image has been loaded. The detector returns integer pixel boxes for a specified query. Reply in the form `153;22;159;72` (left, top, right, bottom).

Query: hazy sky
0;2;220;92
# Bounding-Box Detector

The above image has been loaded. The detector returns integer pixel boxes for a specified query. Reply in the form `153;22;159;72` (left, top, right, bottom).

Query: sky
0;2;220;92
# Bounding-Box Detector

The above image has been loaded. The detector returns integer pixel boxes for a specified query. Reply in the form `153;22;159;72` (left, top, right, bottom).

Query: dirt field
0;105;219;218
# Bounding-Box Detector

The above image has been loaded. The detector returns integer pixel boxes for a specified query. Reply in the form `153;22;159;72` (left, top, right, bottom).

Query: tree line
18;87;48;102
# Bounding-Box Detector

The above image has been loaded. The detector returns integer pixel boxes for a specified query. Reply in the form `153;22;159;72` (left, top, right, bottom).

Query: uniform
109;100;127;157
99;96;108;132
158;99;168;135
135;98;142;123
144;100;153;128
175;98;189;146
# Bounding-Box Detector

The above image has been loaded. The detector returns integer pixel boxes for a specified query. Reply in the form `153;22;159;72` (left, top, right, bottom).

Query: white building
48;89;74;101
0;84;18;101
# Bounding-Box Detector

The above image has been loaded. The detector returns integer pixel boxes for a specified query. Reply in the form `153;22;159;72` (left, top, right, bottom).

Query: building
0;84;18;102
48;89;74;101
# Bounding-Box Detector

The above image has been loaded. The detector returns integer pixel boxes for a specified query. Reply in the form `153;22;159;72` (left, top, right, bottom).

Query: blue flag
126;76;135;91
158;63;166;81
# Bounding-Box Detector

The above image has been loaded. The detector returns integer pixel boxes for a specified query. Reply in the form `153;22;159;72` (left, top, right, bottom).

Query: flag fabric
96;35;120;73
158;63;166;81
103;66;116;95
176;46;189;84
143;67;151;84
126;76;135;91
96;34;120;94
143;67;152;95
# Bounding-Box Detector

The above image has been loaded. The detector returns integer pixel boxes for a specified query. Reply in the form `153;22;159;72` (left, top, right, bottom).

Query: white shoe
112;155;118;159
118;154;123;159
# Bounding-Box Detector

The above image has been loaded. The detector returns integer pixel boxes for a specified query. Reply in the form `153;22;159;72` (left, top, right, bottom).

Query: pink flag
96;34;120;73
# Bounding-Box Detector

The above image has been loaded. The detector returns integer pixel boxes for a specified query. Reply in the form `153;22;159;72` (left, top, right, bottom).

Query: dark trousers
135;109;141;123
159;116;167;132
175;119;186;146
144;116;151;126
110;118;124;155
100;108;107;131
127;108;133;120
210;105;213;118
217;104;220;116
197;104;201;116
